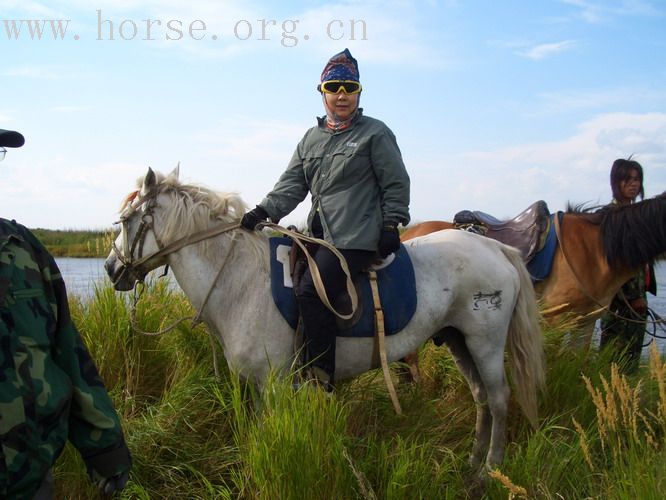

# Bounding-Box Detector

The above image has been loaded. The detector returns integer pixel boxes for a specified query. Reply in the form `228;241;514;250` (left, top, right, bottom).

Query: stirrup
297;366;335;393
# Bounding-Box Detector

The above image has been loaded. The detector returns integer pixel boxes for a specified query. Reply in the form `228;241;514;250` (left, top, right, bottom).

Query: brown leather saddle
453;200;551;261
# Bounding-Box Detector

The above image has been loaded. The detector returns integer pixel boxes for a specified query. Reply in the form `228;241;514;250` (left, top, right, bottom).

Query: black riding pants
294;246;375;379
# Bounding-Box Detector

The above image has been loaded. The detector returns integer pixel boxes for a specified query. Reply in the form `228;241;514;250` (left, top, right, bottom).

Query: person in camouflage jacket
0;129;131;499
599;158;657;373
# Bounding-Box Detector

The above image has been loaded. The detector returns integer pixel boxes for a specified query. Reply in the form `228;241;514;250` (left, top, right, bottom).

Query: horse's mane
126;170;267;262
567;193;666;268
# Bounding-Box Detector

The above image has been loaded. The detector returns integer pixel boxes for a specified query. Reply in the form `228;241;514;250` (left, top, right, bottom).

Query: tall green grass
56;282;666;499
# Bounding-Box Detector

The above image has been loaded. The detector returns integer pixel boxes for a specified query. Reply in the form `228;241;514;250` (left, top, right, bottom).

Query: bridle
111;188;241;286
111;189;167;285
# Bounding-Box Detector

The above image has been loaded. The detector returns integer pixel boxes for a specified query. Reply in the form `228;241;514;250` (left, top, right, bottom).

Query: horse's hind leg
467;340;511;468
442;328;492;468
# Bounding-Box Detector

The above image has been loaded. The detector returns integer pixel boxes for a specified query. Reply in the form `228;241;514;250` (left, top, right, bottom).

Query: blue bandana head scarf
320;48;360;83
320;48;361;131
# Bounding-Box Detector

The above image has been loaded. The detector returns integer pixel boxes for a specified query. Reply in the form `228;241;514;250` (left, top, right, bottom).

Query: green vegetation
57;281;666;499
31;228;115;257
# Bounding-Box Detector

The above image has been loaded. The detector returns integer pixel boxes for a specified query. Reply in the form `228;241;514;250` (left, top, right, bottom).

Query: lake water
56;257;174;298
56;258;666;357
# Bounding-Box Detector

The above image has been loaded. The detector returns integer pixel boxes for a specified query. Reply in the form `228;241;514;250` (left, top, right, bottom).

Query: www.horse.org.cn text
0;10;368;47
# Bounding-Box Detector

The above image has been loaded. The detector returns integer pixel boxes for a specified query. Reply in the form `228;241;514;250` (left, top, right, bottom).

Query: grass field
55;280;666;499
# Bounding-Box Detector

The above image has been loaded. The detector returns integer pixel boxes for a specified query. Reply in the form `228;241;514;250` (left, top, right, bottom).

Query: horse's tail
501;244;545;428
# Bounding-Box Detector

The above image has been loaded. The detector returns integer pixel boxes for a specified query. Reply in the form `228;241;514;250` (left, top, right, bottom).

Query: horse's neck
539;215;636;318
167;234;270;320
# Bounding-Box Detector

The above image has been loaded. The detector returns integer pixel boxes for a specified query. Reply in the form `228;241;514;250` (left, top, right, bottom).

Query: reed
53;282;666;499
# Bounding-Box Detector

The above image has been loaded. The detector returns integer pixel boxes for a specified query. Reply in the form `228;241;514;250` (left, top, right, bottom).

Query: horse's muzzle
104;255;137;291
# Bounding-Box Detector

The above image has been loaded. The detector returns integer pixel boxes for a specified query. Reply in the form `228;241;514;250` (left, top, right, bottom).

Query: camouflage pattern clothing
0;218;131;499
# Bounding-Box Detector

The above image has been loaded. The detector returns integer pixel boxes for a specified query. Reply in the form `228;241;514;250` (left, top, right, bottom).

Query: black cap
0;129;25;148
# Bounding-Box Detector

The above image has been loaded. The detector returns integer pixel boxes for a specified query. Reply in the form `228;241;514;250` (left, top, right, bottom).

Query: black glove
95;470;130;496
85;443;132;497
377;224;400;258
241;205;269;230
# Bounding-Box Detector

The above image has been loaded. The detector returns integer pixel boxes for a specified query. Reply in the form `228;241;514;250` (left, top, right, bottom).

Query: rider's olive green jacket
260;110;410;251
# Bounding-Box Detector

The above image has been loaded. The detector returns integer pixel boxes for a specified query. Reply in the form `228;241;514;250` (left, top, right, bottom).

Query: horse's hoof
466;472;488;499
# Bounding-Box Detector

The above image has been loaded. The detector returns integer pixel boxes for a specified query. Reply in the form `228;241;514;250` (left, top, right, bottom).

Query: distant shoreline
32;227;114;258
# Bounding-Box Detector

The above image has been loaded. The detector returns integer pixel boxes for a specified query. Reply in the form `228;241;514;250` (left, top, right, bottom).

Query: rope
128;231;239;379
130;282;195;336
645;308;666;342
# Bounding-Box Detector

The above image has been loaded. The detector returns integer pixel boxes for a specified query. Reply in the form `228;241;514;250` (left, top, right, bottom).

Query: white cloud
0;0;64;18
49;105;92;112
407;112;666;222
0;157;149;229
560;0;663;23
2;0;452;67
516;40;576;60
291;2;451;69
3;65;93;79
538;87;666;112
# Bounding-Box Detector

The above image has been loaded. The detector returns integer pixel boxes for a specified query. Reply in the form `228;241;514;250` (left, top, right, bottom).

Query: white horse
105;167;544;470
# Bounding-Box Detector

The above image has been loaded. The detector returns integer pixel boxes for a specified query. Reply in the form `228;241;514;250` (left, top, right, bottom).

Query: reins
260;222;358;320
553;214;663;327
116;199;358;328
115;195;400;404
128;231;239;336
116;196;358;324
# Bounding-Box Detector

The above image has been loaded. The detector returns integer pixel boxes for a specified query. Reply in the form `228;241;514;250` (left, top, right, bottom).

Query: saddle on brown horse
453;200;551;262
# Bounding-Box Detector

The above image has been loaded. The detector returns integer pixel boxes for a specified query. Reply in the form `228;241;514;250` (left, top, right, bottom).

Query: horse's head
105;166;177;291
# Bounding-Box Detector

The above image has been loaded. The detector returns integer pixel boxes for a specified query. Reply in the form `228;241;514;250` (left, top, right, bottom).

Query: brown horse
400;193;666;381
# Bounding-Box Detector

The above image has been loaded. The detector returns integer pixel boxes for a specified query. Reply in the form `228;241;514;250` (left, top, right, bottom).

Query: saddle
269;237;417;338
453;200;551;261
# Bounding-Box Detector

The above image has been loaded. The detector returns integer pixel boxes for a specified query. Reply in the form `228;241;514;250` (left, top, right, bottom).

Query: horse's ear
142;167;157;195
168;162;180;180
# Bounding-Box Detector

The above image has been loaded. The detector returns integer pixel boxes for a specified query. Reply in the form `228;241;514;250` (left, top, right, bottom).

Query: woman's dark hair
610;158;644;201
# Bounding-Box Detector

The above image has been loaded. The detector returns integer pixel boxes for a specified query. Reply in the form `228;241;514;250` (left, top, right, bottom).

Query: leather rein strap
260;222;358;321
369;271;402;415
115;195;357;322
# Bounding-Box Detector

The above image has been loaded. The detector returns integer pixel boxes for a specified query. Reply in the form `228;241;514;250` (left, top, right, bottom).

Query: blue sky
1;0;665;230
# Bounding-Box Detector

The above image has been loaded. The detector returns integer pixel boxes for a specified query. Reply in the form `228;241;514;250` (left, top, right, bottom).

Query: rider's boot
296;295;337;392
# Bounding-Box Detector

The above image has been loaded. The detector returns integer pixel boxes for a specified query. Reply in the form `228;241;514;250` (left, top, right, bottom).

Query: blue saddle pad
269;237;417;338
527;213;560;282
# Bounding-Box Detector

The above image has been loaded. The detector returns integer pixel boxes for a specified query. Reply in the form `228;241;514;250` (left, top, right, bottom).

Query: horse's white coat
105;168;544;471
